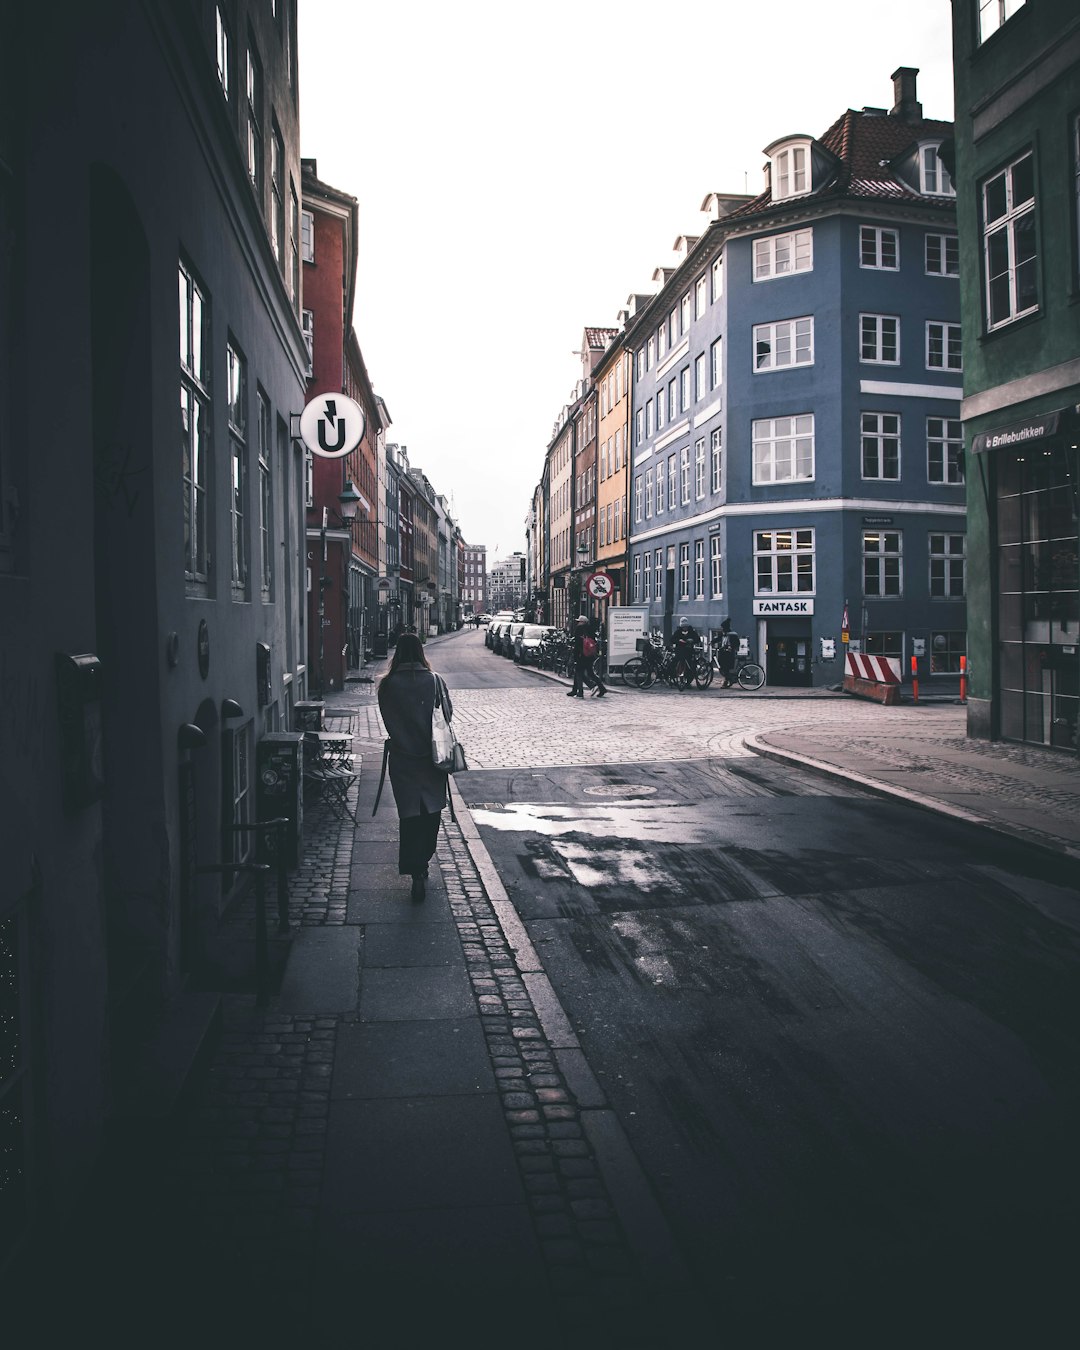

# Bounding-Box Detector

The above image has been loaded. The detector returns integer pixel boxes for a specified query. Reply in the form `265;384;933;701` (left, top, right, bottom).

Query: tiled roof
584;327;619;349
728;108;954;221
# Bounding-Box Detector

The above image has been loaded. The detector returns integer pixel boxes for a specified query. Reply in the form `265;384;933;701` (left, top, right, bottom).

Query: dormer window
771;141;811;201
919;142;955;197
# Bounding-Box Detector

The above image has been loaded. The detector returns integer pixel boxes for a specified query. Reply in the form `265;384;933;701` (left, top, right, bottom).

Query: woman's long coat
377;663;452;817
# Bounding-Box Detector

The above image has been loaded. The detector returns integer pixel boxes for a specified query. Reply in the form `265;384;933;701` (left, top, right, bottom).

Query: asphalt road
454;743;1080;1341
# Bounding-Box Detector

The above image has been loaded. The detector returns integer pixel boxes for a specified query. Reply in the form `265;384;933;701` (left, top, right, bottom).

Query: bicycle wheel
619;657;643;687
634;659;658;689
694;658;714;689
738;662;765;691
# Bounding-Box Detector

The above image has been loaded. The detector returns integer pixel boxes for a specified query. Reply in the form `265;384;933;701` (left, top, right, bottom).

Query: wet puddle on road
469;800;709;843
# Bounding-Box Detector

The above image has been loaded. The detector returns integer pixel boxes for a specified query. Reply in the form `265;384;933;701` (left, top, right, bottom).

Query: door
767;631;813;686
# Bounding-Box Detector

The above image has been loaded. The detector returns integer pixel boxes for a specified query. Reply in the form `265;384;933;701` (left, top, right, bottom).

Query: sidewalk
35;632;1077;1347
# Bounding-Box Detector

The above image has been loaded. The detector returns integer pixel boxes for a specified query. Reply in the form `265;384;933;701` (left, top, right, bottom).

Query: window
633;554;641;602
712;255;723;301
289;183;300;306
656;459;665;514
860;314;899;364
647;336;654;369
710;535;723;597
920;143;955;197
643;551;652;601
301;208;314;262
681;294;691;333
668;455;676;508
983;151;1038;329
645;467;654;519
680;366;690;411
270;124;285;271
695;275;708;317
978;0;1024;43
226;724;253;868
669;307;679;345
246;41;263;196
925;233;959;276
694;540;705;600
710;428;722;493
866;631;903;660
634;474;642;522
930;631;967;674
636;408;645;446
668;380;677;422
679;543;690;600
752;415;814;483
615;428;622;471
755;529;815;594
680;446;690;504
215;6;231;98
614;497;622;540
754;228;813;280
927;321;962;371
656;391;665;432
930;533;966;598
772;142;810;200
637;347;646;379
654;549;663;602
646;400;654;438
694;353;706;401
657;322;667;360
258;391;272;595
301;308;313;376
180;261;211;583
227;341;248;590
694;438;706;500
861;412;901;480
860;226;899;270
863;530;902;597
753;316;813;371
710;337;723;390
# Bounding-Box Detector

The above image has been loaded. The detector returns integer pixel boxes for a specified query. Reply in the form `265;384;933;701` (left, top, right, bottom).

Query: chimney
890;67;922;122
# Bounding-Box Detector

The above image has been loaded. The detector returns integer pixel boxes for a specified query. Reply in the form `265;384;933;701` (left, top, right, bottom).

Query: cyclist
667;617;700;688
717;617;739;687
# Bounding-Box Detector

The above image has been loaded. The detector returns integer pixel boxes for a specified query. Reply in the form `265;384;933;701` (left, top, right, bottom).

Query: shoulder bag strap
371;738;391;816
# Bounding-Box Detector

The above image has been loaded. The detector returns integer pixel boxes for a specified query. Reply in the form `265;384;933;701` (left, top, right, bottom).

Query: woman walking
376;633;452;900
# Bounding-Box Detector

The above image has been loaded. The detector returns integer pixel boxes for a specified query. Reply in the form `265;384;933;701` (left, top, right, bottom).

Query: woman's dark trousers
398;811;442;876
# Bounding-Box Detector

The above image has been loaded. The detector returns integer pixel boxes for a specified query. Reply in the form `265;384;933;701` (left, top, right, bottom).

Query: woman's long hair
386;632;431;674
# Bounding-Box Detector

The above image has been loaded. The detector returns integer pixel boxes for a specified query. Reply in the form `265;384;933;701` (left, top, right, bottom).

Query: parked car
504;621;525;658
476;613;492;626
486;612;515;649
514;624;556;664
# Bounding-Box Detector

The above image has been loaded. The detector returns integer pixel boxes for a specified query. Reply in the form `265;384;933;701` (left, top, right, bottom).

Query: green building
950;0;1080;751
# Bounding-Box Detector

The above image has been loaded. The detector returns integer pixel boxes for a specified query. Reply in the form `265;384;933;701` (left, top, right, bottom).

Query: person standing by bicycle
717;617;739;687
568;615;606;698
667;617;700;688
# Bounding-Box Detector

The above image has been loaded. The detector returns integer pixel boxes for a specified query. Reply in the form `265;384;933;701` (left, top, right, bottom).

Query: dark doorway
767;631;813;686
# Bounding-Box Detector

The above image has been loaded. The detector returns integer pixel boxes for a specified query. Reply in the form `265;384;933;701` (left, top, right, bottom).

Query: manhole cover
583;784;657;798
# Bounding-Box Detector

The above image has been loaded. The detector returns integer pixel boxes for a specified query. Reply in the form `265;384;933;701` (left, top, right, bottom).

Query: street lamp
317;480;362;696
571;538;591;621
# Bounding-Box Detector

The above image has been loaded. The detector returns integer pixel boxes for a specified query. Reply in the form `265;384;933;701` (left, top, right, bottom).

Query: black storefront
975;409;1080;752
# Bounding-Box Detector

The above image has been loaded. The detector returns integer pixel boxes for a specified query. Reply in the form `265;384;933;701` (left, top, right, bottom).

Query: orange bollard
959;654;967;704
911;653;919;702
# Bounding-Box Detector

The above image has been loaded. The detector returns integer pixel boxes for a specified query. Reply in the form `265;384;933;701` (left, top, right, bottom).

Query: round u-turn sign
299;394;365;459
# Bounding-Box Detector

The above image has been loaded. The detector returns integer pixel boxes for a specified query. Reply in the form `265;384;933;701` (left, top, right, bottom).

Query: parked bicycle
694;645;766;691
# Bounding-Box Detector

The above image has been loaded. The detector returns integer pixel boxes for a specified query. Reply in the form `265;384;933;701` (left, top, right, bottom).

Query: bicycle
696;646;766;691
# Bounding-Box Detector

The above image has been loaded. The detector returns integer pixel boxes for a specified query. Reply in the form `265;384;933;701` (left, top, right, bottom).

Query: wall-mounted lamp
178;723;206;751
222;698;244;719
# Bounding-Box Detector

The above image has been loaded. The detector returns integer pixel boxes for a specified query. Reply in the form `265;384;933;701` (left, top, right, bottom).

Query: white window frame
930;533;966;598
694;353;706;401
925;233;959;277
227;340;248;591
647;336;655;369
919;142;955;197
863;530;903;598
860;313;900;365
710;535;723;598
180;260;211;583
645;467;654;519
656;460;665;514
978;0;1024;44
752;415;815;484
680;445;691;504
694;438;706;500
633;554;641;602
668;456;676;508
710;428;722;494
678;543;690;601
301;308;314;375
860;225;899;270
753;316;814;371
656;391;664;432
695;275;708;318
634;474;643;522
694;540;705;600
772;142;811;200
680;367;690;412
982;151;1038;330
643;551;652;601
258;390;272;596
681;294;691;332
657;322;667;360
754;528;815;595
754;228;813;281
710;337;723;390
646;399;654;439
654;549;663;603
861;411;901;481
711;255;723;302
926;321;962;372
215;5;231;98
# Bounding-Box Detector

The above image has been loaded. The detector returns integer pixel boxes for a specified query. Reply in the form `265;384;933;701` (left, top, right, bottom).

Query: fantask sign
753;598;814;615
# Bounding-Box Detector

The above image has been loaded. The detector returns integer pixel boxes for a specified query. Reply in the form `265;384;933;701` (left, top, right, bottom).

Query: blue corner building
625;68;966;687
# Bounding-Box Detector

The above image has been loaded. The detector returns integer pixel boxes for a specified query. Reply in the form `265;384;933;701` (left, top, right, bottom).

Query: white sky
297;0;955;559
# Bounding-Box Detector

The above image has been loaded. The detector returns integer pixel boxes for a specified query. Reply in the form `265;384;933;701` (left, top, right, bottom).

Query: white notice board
607;607;649;667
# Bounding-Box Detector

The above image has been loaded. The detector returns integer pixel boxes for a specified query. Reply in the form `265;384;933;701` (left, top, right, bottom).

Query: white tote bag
431;676;466;772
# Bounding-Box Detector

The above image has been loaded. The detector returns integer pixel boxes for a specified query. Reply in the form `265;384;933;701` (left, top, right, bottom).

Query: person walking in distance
568;615;606;698
377;633;451;900
717;617;739;688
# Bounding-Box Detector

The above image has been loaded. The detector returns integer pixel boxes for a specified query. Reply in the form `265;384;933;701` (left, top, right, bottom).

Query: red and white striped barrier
845;652;901;684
